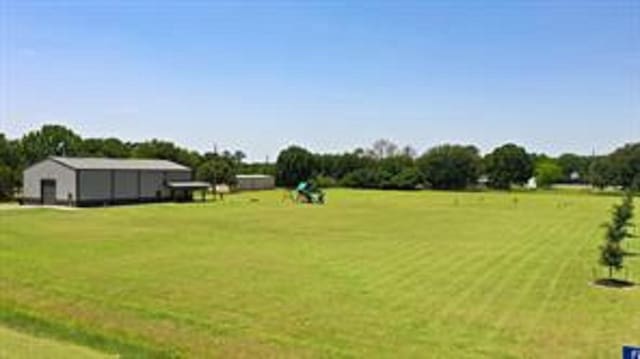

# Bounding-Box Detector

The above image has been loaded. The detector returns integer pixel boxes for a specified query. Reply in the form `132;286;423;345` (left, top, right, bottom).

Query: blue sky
1;1;638;161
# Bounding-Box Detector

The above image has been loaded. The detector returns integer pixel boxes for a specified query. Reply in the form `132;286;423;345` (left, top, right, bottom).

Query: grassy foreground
0;189;638;358
0;326;110;359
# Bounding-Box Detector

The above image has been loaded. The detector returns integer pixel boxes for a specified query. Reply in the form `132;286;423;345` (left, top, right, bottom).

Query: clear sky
1;1;638;161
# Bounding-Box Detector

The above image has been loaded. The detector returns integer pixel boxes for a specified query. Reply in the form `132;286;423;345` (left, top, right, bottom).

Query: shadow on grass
593;278;635;289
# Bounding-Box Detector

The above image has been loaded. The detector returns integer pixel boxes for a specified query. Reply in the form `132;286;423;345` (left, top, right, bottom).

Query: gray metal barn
235;174;275;191
23;157;209;206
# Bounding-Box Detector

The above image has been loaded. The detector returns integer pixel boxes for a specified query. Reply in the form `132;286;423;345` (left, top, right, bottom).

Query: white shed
235;174;275;191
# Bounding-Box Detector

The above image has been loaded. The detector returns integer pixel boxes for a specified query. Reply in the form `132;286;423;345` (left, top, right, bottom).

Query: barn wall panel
114;170;138;199
79;170;111;201
23;160;76;202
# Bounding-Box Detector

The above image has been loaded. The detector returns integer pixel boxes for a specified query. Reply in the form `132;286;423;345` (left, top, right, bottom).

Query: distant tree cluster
1;124;639;199
276;140;640;191
589;143;640;190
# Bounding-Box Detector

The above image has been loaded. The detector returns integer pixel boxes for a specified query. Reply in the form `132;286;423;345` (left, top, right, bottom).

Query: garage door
41;180;56;205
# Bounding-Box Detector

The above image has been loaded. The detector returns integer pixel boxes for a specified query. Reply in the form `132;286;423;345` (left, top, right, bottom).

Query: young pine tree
599;192;635;278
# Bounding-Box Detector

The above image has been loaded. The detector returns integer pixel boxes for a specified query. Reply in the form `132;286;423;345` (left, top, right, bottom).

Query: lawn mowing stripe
432;233;541;321
467;215;568;323
386;213;523;291
360;211;505;294
0;281;253;355
394;233;519;318
478;218;577;342
382;231;501;313
3;282;343;358
487;206;615;354
384;217;542;339
523;217;600;338
432;219;547;321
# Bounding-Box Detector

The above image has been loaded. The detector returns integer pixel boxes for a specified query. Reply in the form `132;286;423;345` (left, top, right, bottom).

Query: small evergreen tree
599;192;635;278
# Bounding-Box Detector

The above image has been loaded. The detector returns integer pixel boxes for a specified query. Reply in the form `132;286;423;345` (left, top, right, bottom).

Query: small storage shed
235;174;275;191
22;157;209;206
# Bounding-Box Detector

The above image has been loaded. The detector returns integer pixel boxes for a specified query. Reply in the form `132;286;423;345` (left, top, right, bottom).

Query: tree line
1;124;638;199
276;139;640;191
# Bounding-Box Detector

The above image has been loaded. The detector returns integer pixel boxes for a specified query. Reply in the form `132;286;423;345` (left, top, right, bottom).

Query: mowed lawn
0;190;638;358
0;326;111;359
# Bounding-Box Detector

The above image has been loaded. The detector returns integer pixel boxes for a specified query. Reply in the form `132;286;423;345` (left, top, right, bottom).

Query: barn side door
41;179;56;205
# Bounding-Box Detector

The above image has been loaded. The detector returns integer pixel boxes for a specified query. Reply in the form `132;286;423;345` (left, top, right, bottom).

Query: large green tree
20;125;84;165
81;138;131;158
484;143;533;189
417;145;481;190
132;140;201;169
0;135;24;192
0;164;14;200
534;159;563;188
608;143;640;190
588;157;617;189
276;146;317;187
196;157;237;185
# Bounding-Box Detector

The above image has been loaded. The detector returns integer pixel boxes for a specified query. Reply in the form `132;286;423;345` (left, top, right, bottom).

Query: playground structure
291;182;325;204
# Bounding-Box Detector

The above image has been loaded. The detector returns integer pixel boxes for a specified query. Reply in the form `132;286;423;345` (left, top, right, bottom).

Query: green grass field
0;326;110;359
1;189;638;358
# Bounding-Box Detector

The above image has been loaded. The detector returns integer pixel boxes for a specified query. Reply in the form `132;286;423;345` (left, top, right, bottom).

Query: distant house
570;171;581;182
235;174;275;191
526;177;537;189
22;157;209;206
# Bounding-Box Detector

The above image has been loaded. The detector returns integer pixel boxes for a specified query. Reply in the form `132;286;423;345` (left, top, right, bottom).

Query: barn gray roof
49;157;190;171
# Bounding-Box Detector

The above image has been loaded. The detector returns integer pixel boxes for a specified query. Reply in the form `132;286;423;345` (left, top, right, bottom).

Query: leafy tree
82;138;131;158
313;175;338;188
557;153;591;183
238;162;276;176
276;146;316;187
132;140;201;169
315;151;378;181
608;143;640;190
588;157;616;189
599;241;625;279
20;125;84;165
379;155;414;176
484;143;533;189
340;168;382;189
417;145;481;190
389;167;422;190
0;134;20;168
599;192;635;278
371;139;398;159
401;145;417;159
232;150;246;165
534;159;563;188
0;164;14;200
196;158;237;185
0;134;22;191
